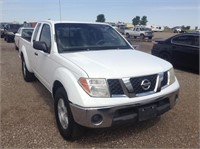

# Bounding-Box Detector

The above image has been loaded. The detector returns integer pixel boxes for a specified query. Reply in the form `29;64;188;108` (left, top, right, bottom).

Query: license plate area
138;104;157;121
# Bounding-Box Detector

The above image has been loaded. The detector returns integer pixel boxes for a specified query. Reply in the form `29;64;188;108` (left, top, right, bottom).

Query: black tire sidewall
21;58;35;82
22;59;27;80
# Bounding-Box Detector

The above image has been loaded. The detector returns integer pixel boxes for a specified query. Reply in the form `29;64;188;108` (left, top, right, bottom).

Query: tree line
96;14;148;26
96;14;192;29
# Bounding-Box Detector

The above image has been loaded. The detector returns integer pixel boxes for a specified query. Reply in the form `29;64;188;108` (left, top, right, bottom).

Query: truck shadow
31;79;54;114
77;117;161;143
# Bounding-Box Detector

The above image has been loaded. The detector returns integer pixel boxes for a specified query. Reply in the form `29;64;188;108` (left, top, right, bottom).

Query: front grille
107;79;124;95
130;74;157;94
107;72;168;97
161;72;168;87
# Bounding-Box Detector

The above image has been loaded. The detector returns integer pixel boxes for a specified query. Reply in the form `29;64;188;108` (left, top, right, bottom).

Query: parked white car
14;27;34;50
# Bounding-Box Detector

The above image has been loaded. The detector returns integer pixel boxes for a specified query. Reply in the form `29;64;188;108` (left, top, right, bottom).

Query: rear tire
126;33;130;38
54;87;84;140
15;44;19;50
21;58;35;82
6;36;10;43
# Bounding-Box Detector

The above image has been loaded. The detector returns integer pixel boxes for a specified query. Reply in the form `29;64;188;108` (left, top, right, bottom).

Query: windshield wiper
62;47;91;52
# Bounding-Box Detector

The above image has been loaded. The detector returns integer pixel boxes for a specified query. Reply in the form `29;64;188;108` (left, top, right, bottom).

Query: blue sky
1;0;200;28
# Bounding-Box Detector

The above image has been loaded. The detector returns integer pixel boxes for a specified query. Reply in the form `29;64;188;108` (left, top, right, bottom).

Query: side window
172;35;194;46
32;23;41;41
39;24;51;50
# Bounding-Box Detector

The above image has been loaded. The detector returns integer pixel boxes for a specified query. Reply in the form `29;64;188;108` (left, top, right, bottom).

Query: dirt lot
1;32;199;148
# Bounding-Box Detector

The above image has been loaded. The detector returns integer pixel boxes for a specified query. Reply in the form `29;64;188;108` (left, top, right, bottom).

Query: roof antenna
59;0;62;21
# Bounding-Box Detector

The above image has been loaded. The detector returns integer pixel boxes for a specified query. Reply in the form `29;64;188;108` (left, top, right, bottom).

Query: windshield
55;23;132;52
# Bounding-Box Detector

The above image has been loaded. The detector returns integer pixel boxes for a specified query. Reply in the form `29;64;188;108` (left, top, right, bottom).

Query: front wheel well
53;81;64;99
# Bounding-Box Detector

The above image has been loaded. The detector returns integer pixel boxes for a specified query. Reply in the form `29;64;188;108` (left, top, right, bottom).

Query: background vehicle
19;20;179;140
3;23;21;42
14;27;34;50
173;27;186;33
115;26;129;35
151;33;199;72
147;25;164;32
0;23;7;38
124;26;153;39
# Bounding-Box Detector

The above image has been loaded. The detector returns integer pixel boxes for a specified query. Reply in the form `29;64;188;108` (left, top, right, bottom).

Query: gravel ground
0;32;199;148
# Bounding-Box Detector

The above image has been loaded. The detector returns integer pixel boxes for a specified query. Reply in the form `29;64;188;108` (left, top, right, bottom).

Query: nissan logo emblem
141;79;151;90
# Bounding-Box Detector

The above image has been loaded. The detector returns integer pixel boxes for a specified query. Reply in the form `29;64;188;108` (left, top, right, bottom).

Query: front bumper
70;89;179;128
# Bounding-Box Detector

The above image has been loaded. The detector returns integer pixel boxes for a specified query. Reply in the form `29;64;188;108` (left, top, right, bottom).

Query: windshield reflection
55;23;132;52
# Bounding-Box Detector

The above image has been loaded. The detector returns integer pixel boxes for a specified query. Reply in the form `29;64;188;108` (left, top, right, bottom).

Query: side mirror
33;41;49;53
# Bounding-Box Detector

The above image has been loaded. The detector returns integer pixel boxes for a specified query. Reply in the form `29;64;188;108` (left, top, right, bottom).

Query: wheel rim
22;61;26;77
58;98;69;129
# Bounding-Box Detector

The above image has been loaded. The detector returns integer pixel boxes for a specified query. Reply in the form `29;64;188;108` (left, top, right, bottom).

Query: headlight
168;68;176;85
79;78;110;97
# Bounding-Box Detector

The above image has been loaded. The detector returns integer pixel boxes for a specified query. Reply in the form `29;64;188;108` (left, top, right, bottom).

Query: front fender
52;67;88;106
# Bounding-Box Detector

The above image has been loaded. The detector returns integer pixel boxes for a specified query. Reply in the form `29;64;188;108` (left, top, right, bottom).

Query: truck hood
60;49;172;78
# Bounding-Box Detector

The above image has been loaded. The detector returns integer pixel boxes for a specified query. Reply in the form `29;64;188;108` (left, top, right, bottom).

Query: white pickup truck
19;20;179;140
124;27;153;39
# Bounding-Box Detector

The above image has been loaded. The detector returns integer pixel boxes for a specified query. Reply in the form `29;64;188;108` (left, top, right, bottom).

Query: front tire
54;87;84;140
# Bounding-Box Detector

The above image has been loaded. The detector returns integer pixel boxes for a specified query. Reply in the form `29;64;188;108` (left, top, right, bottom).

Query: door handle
34;52;38;56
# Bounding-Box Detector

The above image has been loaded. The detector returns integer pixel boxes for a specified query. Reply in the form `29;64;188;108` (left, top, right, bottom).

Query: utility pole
59;0;62;21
